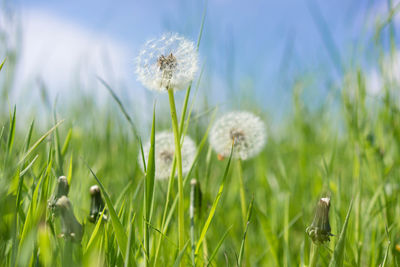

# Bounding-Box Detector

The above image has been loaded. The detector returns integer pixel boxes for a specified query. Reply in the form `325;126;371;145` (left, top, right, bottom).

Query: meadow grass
1;6;400;267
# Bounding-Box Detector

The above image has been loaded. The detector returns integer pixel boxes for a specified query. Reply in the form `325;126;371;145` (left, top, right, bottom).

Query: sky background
0;0;396;123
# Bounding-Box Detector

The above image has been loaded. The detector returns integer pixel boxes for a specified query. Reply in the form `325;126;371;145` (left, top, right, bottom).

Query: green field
1;6;400;267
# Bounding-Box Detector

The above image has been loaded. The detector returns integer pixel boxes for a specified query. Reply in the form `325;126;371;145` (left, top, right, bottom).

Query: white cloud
19;9;131;94
0;8;145;107
0;8;153;125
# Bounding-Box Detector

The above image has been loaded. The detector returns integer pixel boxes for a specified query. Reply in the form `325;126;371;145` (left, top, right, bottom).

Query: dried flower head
139;131;196;180
48;176;69;213
306;197;333;245
209;111;267;160
88;185;107;223
54;196;83;242
135;33;198;91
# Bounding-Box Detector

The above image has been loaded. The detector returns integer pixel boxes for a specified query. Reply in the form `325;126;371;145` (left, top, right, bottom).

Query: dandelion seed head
135;33;198;92
139;131;197;180
209;111;267;160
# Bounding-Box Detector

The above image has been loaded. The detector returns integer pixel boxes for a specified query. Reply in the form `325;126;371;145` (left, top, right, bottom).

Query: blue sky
4;0;392;118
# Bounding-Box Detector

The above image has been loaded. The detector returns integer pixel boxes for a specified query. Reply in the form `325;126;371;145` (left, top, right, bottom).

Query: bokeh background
0;0;392;126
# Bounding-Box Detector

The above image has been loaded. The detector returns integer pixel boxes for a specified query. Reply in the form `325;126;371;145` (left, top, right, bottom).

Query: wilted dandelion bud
209;111;267;160
135;33;198;91
306;197;333;244
88;185;107;223
139;131;196;180
54;196;83;242
48;176;69;212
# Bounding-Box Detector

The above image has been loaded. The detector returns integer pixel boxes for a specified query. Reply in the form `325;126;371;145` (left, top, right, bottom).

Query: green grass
1;6;400;267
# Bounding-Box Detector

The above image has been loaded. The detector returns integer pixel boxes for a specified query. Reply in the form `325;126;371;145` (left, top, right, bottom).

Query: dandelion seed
139;131;196;180
54;196;83;242
209;111;267;160
135;33;198;92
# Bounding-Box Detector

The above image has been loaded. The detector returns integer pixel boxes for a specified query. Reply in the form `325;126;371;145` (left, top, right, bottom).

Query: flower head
135;33;198;92
139;131;197;180
209;111;267;160
306;197;333;245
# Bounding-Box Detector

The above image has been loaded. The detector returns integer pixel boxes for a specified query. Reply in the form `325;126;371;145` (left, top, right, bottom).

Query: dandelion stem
237;159;247;226
309;243;320;267
167;88;185;255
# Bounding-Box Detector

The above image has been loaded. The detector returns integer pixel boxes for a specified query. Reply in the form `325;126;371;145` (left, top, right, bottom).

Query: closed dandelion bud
210;111;267;160
88;185;107;223
135;33;198;91
306;197;333;244
139;131;196;180
190;179;202;219
55;196;83;242
48;176;69;212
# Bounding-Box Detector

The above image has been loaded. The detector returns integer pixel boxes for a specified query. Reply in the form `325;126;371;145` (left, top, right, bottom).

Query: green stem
309;243;320;267
238;159;247;226
190;180;196;266
154;157;176;264
168;88;185;254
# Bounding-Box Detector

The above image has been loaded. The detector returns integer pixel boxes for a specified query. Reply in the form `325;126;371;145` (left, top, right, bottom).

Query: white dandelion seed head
209;111;267;160
135;33;198;92
139;131;197;180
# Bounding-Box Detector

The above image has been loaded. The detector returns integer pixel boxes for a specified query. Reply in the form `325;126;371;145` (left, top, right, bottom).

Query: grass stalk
190;179;196;266
237;159;247;226
309;243;320;267
167;88;185;255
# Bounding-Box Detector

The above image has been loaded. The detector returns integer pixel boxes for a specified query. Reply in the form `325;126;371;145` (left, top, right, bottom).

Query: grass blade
7;106;16;156
97;76;146;171
61;128;72;157
206;225;233;266
23;120;35;153
329;200;353;267
18;120;64;165
86;163;128;261
143;103;156;266
173;241;190;267
195;145;233;255
238;196;254;267
0;58;5;72
85;208;107;253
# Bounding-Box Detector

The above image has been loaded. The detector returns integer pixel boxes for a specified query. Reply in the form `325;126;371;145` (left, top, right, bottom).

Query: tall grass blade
7;106;16;156
173;241;190;267
195;144;233;255
86;163;128;261
18;120;64;165
143;103;156;266
328;200;353;267
97;76;146;171
206;225;233;266
238;196;254;267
